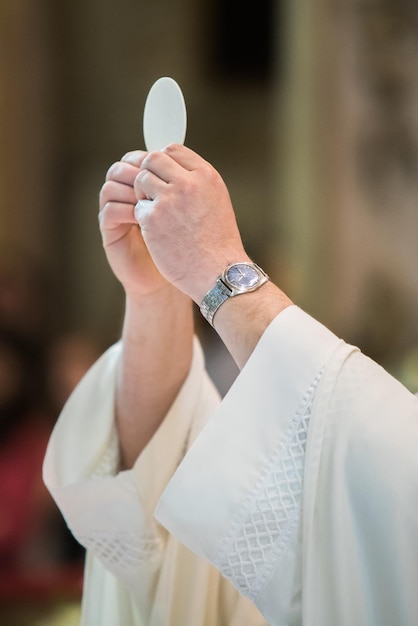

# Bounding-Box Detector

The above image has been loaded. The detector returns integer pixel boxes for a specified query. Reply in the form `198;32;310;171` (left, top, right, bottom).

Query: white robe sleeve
303;341;418;626
43;336;225;624
156;306;418;626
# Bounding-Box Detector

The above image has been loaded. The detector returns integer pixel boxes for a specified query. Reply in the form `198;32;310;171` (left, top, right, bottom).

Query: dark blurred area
0;0;418;623
0;256;99;624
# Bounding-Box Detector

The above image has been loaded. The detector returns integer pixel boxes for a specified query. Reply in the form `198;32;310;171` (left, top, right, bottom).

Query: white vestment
43;306;418;626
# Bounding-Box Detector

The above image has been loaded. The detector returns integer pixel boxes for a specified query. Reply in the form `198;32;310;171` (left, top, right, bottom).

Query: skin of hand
134;143;293;369
134;143;252;304
99;149;171;297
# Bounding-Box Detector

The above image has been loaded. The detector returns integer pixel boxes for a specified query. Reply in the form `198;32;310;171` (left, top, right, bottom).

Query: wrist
213;281;293;369
124;280;190;309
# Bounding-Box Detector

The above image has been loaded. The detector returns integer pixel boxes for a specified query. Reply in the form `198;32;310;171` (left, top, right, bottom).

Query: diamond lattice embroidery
78;529;161;576
215;373;322;601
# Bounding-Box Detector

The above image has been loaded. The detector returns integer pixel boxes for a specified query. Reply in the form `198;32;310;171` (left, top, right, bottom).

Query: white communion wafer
143;76;187;151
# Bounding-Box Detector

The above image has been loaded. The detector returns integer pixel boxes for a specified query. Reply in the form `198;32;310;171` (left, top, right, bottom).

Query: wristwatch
200;262;269;327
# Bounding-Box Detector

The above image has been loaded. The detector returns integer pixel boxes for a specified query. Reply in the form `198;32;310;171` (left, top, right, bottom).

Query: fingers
99;171;139;235
134;152;174;202
100;180;137;209
101;152;148;211
104;150;147;189
120;150;148;168
105;161;141;189
134;168;169;202
105;146;199;191
140;144;206;178
99;201;138;234
101;146;207;229
134;146;199;200
162;143;208;171
140;150;181;183
99;152;149;243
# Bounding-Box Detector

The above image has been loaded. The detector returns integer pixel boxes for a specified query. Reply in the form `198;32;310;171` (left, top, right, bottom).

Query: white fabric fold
43;341;122;490
43;335;267;625
302;345;418;626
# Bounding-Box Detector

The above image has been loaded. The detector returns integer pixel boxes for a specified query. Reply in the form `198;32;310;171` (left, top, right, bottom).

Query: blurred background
1;0;418;622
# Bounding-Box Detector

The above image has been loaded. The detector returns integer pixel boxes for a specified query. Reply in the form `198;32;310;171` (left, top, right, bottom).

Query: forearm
116;284;194;468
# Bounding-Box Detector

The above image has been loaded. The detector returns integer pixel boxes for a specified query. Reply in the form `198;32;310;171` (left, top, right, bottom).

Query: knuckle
99;180;115;203
121;149;146;164
163;143;178;156
136;168;154;188
100;201;113;218
98;207;106;226
105;161;122;181
142;151;160;168
181;177;197;197
97;203;110;230
135;169;147;185
202;162;217;182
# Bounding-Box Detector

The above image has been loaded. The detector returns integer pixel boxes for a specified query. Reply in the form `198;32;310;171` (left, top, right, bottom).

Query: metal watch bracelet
200;263;269;327
200;278;232;326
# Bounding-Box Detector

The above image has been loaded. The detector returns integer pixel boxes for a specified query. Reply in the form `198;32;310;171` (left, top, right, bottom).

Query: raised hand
99;150;170;297
134;143;250;304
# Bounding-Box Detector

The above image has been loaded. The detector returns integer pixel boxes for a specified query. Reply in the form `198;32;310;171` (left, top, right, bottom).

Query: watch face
225;263;260;290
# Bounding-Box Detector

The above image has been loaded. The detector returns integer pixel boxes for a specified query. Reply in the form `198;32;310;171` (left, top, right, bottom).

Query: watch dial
226;264;259;289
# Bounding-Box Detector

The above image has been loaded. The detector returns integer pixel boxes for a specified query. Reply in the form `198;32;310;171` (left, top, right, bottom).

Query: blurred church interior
1;0;418;622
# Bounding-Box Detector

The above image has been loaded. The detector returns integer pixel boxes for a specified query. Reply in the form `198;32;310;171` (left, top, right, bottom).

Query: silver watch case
200;262;269;326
